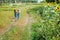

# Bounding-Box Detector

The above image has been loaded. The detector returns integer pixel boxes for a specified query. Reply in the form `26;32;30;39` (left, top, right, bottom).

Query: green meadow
0;3;60;40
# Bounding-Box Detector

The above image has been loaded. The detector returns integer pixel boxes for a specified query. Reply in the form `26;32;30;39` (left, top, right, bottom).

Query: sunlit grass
0;3;40;40
0;25;29;40
0;3;40;28
0;11;13;28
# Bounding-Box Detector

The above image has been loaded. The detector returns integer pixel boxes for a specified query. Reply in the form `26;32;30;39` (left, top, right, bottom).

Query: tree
56;0;60;3
20;0;37;3
45;0;60;3
46;0;55;3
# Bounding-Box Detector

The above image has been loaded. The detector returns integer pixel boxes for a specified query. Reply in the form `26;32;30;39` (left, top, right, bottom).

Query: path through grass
0;3;41;40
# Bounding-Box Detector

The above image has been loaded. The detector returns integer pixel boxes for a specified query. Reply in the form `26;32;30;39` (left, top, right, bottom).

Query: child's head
14;9;16;11
17;10;20;12
17;9;19;11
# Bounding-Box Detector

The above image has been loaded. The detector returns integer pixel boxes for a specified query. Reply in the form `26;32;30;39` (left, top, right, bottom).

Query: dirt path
14;13;30;32
0;6;32;40
0;13;31;36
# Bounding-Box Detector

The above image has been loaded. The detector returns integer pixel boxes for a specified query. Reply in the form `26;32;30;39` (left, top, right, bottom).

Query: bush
28;6;44;17
46;0;55;3
28;4;60;40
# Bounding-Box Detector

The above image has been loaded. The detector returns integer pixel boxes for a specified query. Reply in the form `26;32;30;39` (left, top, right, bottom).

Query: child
14;9;16;19
17;10;20;19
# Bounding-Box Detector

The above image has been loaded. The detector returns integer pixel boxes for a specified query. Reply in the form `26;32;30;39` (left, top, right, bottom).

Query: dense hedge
46;0;60;3
28;4;60;40
46;0;55;3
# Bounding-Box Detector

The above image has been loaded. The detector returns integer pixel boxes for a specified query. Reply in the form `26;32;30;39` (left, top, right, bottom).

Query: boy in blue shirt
17;10;20;19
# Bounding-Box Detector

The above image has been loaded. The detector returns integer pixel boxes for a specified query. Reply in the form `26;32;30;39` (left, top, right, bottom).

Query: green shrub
28;4;60;40
28;6;44;17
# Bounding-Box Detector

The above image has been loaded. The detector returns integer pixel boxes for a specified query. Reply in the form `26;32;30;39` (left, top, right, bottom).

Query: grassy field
0;3;41;40
0;3;60;40
0;3;40;28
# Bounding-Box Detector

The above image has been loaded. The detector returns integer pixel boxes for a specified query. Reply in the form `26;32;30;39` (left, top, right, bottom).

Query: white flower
44;6;47;8
51;10;54;12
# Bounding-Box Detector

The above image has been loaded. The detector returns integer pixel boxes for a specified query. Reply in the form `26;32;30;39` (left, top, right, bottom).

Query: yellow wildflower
55;6;60;12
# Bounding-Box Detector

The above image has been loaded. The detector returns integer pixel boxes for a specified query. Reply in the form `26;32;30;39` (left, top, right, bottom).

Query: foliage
0;3;60;40
46;0;60;3
28;4;60;40
46;0;55;3
28;6;44;17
